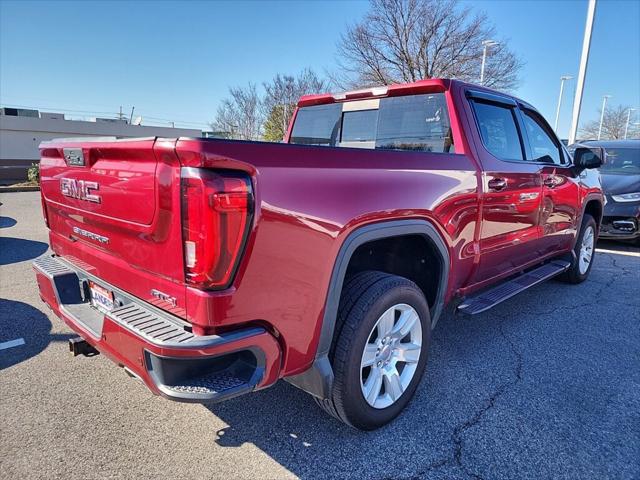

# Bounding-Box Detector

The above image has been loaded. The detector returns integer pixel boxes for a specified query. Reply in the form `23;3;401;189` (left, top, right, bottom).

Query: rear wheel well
284;222;448;400
343;234;443;313
584;199;603;227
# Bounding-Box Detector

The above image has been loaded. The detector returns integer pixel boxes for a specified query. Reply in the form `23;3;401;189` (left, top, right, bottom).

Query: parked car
33;79;604;430
574;140;640;244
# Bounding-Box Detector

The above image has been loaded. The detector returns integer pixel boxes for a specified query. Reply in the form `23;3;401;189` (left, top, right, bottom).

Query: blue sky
1;0;638;137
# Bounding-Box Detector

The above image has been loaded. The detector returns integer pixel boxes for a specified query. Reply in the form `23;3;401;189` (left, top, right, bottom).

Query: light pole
568;0;597;145
597;94;612;140
480;40;499;85
624;108;636;139
554;75;573;133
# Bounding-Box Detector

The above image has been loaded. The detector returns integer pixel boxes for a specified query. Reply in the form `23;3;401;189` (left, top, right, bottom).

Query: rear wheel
315;271;431;430
560;213;597;284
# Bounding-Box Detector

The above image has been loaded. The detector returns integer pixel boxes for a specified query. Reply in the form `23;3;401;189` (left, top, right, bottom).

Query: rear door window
471;101;524;161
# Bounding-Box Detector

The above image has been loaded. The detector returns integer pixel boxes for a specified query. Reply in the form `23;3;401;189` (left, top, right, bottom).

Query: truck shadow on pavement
0;237;48;265
0;216;17;228
201;247;640;479
0;299;75;370
201;310;510;479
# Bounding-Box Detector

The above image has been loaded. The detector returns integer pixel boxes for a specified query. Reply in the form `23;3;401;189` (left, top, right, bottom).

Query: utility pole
554;75;573;133
624;108;635;139
480;40;499;85
282;103;288;139
568;0;597;145
597;94;611;140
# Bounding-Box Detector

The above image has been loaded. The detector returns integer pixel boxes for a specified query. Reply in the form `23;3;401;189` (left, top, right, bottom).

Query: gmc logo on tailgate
60;178;101;204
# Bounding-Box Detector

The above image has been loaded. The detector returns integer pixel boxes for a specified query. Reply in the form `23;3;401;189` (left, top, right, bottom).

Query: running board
457;260;571;315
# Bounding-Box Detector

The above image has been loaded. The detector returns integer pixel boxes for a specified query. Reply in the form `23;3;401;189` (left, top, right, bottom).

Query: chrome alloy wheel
579;225;595;275
360;303;423;409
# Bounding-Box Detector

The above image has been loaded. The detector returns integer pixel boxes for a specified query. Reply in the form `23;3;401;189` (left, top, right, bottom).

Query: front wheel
315;271;431;430
560;213;597;284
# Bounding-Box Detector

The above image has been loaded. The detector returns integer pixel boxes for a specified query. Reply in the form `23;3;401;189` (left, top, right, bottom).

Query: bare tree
262;69;327;141
211;84;262;140
334;0;522;91
580;105;639;140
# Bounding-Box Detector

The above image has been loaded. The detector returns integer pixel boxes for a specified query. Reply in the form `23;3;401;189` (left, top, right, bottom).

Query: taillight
180;167;253;289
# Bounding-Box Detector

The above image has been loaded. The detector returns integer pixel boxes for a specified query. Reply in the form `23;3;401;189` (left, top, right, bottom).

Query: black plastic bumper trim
144;347;266;403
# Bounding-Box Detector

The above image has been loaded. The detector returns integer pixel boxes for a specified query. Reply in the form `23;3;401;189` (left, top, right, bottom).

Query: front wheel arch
580;197;603;235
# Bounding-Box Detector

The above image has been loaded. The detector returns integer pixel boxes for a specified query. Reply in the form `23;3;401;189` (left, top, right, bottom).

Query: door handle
543;176;557;188
488;178;507;191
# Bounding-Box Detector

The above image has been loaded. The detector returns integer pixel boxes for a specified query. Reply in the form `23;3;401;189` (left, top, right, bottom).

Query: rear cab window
289;93;455;153
288;103;342;146
339;99;380;149
376;94;454;152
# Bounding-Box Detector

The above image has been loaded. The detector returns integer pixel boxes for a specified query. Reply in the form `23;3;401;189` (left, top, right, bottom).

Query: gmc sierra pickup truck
34;79;604;430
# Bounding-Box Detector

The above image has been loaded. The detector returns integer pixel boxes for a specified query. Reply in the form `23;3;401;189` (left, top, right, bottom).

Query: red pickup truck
34;79;604;430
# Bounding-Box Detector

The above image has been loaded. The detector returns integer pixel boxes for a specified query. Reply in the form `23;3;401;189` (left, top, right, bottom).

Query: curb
0;185;40;193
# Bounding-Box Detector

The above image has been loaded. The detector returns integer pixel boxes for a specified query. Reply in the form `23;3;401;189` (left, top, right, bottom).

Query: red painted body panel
175;138;479;374
35;79;603;388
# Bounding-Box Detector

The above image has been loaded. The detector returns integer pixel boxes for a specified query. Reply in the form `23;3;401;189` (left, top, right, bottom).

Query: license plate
89;281;114;314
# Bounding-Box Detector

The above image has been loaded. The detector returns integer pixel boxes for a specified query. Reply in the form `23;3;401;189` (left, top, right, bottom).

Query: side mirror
573;146;605;170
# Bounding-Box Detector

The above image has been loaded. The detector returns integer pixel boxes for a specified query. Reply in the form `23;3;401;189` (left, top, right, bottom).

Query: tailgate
39;137;187;317
41;137;158;224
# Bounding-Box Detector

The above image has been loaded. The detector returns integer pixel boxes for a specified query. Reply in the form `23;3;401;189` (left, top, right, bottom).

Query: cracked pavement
1;192;639;480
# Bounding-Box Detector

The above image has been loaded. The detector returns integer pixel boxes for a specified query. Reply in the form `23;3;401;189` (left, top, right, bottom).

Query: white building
0;108;201;181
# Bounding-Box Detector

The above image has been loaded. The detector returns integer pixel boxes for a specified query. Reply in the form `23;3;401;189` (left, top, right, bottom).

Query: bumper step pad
458;260;571;315
35;254;195;345
33;254;83;305
164;371;248;396
108;304;195;346
145;349;264;402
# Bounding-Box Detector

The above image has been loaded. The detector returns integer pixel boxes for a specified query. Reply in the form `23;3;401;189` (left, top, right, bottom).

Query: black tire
314;271;431;430
560;213;597;284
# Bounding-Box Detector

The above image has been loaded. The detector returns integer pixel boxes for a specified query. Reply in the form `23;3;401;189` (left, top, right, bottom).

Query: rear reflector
180;168;253;289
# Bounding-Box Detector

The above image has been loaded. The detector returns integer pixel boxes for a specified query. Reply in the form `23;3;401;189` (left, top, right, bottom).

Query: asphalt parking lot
1;191;639;480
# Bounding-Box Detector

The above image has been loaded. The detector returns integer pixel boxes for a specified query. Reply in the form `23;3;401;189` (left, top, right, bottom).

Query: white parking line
596;248;640;258
0;338;26;351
